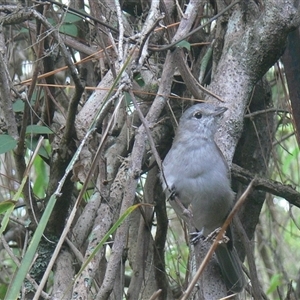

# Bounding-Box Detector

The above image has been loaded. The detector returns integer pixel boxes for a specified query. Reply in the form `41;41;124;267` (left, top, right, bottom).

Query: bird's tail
215;244;245;293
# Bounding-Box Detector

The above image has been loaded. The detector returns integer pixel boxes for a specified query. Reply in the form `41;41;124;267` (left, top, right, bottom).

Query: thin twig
148;289;163;300
244;108;289;118
153;0;240;51
196;82;225;103
36;0;121;35
114;0;124;62
136;14;165;65
128;89;162;170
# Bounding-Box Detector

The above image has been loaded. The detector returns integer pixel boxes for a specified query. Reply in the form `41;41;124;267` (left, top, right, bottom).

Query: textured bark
51;248;74;300
208;0;299;163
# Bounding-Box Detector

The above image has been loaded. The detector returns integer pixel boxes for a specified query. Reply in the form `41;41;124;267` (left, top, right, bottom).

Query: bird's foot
190;229;205;244
205;227;230;244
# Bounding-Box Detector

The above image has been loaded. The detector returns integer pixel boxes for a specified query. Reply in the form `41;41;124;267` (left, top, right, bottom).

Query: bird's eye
194;112;202;119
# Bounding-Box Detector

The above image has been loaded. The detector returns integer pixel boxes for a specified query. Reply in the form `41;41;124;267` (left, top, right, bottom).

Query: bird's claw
190;229;205;244
206;227;230;244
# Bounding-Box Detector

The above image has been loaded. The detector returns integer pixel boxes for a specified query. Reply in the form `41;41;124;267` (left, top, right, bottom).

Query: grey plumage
161;103;244;293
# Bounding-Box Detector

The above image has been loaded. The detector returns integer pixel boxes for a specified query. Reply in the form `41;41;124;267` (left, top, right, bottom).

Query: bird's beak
213;106;227;116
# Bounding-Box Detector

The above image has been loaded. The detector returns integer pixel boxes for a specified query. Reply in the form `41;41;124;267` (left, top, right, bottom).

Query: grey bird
161;103;244;293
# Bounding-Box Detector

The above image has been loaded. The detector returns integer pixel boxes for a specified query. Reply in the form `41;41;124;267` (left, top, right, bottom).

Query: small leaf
0;201;15;238
267;274;282;294
20;27;29;34
47;17;55;26
133;73;145;87
13;99;25;112
0;135;17;154
64;12;83;23
176;40;191;51
0;200;16;215
60;24;78;37
26;125;53;135
124;92;132;106
25;138;50;159
31;90;44;105
0;284;8;300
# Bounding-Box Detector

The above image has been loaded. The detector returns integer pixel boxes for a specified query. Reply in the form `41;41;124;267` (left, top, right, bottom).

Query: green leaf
32;155;49;198
59;23;78;37
13;99;25;112
64;12;83;23
176;40;191;51
0;135;17;154
47;17;55;26
133;73;145;87
25;138;50;159
26;125;53;135
31;90;44;105
267;274;282;294
19;27;29;34
0;202;15;241
124;92;132;106
0;200;15;215
0;284;8;300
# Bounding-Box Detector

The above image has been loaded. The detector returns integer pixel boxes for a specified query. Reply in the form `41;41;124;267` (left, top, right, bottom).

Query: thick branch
209;0;299;163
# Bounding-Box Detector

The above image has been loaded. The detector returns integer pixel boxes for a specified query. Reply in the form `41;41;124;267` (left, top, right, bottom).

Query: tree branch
232;163;300;207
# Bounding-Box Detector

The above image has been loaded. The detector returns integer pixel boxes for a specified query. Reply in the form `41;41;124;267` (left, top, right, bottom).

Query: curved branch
208;0;299;163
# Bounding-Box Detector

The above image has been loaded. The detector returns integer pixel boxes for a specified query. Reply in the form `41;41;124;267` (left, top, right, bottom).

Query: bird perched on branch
161;103;244;293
